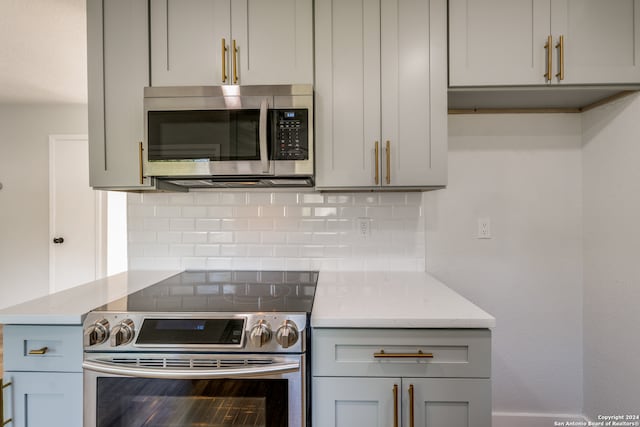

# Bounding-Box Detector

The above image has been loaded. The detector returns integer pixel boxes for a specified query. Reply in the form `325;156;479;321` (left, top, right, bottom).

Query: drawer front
312;328;491;378
3;325;83;372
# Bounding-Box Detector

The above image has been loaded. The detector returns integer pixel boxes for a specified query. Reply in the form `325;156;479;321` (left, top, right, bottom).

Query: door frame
48;134;107;294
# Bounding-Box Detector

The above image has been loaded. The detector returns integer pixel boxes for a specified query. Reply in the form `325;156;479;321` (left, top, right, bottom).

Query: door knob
53;237;64;244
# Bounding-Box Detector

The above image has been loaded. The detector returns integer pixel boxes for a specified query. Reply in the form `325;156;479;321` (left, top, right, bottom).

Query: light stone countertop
0;270;181;325
0;270;494;328
311;271;495;328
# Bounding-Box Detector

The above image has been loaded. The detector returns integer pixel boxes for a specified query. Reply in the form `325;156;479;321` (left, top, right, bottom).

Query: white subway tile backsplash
285;207;312;217
247;192;273;205
182;206;208;218
157;231;182;243
170;218;195;231
195;219;221;231
314;207;337;217
261;231;287;244
271;192;299;205
169;244;195;257
234;206;260;218
128;191;425;272
221;219;248;231
301;193;324;204
208;207;234;217
182;232;209;244
156;206;182;218
208;232;234;243
220;193;247;205
195;245;221;257
235;231;262;244
247;218;274;231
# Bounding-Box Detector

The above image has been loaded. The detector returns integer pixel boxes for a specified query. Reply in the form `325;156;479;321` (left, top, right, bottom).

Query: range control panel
273;109;309;161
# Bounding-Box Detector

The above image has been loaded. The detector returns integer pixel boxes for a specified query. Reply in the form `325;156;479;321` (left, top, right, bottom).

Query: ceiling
0;0;87;104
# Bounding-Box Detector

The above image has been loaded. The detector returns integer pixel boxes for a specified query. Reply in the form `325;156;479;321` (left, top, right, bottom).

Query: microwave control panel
273;109;309;161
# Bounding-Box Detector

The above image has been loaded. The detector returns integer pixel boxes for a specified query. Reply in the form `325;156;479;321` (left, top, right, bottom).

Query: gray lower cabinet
1;325;83;427
312;328;492;427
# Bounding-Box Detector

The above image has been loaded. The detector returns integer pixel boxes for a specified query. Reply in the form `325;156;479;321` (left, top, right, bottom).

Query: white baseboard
494;412;588;427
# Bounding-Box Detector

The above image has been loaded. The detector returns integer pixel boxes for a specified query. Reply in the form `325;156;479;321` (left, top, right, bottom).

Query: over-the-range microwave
143;85;314;188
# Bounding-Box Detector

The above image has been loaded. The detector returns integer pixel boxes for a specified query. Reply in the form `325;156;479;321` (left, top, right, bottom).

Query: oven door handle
259;98;270;173
82;360;300;379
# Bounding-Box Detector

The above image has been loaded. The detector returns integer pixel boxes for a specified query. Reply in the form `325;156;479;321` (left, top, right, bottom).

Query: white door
49;135;103;293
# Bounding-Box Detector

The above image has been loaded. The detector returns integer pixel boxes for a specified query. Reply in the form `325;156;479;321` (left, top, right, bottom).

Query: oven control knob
249;320;272;347
84;319;110;347
110;319;135;347
275;320;299;349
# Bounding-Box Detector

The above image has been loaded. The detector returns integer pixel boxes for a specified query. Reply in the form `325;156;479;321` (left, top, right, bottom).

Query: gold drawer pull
373;349;433;358
2;381;13;426
392;384;399;427
28;347;49;355
544;35;553;81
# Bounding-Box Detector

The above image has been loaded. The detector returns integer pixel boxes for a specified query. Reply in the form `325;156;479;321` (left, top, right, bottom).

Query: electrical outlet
477;218;491;239
357;217;371;238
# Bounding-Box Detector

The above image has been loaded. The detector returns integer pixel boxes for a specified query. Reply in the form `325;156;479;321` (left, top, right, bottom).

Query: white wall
127;191;425;271
424;114;584;418
582;94;640;419
0;104;88;309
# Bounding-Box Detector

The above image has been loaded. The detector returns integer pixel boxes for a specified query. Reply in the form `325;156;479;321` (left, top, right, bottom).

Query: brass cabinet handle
374;349;434;358
392;384;398;427
138;142;144;185
221;38;228;83
408;384;415;427
385;140;391;184
374;141;380;185
544;35;553;81
1;380;13;426
555;35;564;81
28;347;48;355
232;39;238;84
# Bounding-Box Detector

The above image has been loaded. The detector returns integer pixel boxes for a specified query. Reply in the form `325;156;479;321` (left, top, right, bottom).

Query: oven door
83;353;304;427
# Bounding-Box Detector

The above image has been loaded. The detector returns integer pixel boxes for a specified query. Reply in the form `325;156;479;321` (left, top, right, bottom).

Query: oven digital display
136;318;245;345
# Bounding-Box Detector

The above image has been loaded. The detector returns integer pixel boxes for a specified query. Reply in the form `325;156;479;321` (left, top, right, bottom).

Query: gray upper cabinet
149;0;313;87
87;0;154;189
449;0;640;87
315;0;447;190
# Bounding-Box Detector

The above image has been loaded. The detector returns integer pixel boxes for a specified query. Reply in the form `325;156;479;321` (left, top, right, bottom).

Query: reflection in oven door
99;378;284;426
83;354;304;427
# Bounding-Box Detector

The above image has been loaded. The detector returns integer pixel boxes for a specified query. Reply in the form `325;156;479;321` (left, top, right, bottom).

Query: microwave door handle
259;98;270;173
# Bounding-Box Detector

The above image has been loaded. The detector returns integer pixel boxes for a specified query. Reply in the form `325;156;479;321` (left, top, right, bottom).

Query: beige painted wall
582;94;640;419
425;113;584;416
0;104;88;309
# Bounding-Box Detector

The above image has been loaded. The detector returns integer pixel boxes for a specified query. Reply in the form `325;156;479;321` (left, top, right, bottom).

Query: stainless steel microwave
143;85;313;188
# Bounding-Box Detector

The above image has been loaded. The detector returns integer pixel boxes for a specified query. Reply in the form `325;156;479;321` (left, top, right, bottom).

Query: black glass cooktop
95;270;319;313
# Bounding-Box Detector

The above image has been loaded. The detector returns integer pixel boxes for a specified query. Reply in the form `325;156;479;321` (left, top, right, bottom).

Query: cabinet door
449;0;552;86
4;372;83;427
231;0;313;85
404;378;491;427
87;0;153;189
315;0;382;189
552;0;640;84
381;0;447;187
150;0;231;86
313;377;399;427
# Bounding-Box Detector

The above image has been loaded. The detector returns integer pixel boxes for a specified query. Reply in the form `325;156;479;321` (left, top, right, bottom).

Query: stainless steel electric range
82;270;319;427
